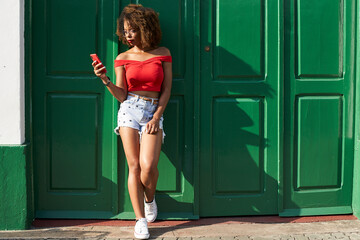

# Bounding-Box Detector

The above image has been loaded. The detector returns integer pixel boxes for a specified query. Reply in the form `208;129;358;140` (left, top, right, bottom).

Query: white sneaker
144;198;158;222
134;218;150;239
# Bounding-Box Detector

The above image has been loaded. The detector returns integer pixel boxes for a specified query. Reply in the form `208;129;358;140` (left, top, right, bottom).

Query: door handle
204;46;210;52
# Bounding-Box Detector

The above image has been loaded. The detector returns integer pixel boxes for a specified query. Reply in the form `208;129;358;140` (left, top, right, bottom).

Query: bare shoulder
115;51;132;60
156;46;171;56
115;52;126;61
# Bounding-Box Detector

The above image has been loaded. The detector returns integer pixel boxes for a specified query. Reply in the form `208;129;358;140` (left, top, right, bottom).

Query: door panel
215;1;263;78
296;96;343;189
213;98;264;194
281;0;354;216
199;0;280;216
46;1;98;75
157;97;184;193
48;94;99;190
297;0;342;77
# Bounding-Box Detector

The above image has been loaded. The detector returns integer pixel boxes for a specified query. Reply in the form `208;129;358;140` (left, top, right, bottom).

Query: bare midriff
129;91;160;99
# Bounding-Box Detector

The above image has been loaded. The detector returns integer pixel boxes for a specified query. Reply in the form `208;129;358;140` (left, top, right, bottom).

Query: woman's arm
146;54;172;134
92;55;128;103
153;61;172;120
105;65;127;103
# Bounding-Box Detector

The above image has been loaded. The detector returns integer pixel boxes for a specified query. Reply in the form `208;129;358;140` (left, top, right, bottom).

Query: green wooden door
199;0;281;216
281;0;355;216
118;0;196;219
32;0;356;218
32;0;120;218
33;0;196;219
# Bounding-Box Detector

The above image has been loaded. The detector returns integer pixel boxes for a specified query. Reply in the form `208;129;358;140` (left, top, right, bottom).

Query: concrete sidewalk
1;215;360;239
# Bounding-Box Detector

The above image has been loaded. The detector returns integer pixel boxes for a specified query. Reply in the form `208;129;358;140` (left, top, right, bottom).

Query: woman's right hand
92;61;107;80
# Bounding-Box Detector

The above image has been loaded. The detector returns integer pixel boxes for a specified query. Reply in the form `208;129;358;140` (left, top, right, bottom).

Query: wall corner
0;144;34;230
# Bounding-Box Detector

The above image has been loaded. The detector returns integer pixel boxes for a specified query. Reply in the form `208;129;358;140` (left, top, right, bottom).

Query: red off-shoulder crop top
114;55;172;92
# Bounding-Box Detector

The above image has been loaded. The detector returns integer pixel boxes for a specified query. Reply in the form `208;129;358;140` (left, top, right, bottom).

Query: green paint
199;0;280;216
282;0;355;215
352;0;360;219
296;97;342;189
0;145;33;230
297;0;342;77
280;206;353;217
32;0;119;216
32;0;196;219
26;0;360;220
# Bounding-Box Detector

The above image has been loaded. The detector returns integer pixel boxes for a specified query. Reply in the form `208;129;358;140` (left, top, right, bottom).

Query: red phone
90;53;107;73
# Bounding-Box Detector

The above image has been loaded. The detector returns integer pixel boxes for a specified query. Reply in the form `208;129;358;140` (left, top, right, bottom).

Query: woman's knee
127;159;141;176
140;159;159;175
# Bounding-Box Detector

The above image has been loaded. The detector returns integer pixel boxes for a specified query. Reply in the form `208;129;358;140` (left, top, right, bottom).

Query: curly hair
116;4;162;49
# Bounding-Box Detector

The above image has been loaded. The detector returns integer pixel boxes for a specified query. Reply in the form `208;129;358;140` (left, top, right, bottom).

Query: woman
92;4;172;239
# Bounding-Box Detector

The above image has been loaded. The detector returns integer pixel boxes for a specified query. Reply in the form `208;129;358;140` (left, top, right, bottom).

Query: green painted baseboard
114;211;199;220
279;206;353;217
35;210;199;220
36;210;116;219
0;144;33;230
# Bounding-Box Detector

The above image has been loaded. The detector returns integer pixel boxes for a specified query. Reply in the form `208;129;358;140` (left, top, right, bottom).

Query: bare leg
140;130;163;202
119;127;144;219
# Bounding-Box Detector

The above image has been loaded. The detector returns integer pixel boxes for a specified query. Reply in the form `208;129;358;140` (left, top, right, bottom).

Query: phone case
90;53;107;73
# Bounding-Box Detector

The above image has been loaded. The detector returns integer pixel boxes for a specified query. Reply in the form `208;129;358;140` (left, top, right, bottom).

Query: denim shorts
114;93;165;143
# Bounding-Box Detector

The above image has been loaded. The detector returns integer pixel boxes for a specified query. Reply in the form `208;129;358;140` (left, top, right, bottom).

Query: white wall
0;0;25;144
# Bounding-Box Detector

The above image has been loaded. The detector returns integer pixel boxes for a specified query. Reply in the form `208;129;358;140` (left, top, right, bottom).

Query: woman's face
123;21;140;47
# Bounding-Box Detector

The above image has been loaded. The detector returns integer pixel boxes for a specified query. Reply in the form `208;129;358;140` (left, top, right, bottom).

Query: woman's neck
131;45;155;53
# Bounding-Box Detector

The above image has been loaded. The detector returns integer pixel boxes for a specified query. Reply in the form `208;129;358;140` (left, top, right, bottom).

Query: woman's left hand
145;118;160;134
